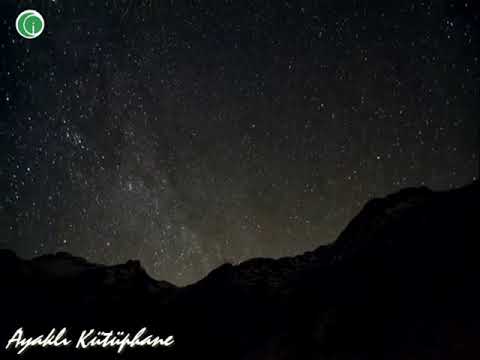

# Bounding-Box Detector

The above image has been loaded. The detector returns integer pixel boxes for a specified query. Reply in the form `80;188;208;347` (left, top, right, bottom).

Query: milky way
1;0;478;284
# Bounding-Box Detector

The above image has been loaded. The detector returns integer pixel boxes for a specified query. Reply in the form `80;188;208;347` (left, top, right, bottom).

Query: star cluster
1;0;478;284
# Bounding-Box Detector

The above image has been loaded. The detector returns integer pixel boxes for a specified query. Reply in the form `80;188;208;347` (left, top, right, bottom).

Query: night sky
1;0;478;285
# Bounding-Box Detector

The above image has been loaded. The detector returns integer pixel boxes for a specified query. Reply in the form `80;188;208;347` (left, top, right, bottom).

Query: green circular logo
16;10;45;39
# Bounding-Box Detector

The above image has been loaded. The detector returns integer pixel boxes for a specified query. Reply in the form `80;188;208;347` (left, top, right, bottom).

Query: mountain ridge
1;180;479;359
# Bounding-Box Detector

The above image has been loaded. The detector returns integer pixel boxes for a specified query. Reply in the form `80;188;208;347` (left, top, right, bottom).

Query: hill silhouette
1;181;479;359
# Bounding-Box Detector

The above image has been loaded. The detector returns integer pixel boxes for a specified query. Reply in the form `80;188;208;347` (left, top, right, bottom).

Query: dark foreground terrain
1;181;479;359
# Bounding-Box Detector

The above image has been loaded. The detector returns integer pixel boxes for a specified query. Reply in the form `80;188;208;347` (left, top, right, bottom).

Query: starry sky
1;0;478;285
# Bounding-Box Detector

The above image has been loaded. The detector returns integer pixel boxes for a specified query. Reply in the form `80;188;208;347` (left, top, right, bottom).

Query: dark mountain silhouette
1;181;479;359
